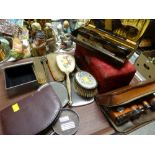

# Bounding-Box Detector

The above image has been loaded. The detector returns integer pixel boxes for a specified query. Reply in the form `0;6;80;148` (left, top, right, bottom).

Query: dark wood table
0;58;138;135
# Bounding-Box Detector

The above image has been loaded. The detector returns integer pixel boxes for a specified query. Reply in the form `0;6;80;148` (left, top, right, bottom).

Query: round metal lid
38;82;68;107
75;71;97;89
52;109;79;135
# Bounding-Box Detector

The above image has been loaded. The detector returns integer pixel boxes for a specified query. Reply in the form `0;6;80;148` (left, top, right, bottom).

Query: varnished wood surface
1;58;139;135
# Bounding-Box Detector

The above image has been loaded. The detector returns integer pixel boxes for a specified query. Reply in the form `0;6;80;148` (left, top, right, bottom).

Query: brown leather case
95;79;155;134
0;86;61;135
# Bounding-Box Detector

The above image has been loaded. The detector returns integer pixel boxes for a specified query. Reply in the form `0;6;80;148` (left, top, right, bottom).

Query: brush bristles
74;79;98;98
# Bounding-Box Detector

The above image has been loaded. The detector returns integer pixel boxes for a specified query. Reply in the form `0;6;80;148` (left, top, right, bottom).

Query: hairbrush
73;71;98;98
33;57;47;84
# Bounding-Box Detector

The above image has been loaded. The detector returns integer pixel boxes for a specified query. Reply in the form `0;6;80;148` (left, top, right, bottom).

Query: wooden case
72;19;150;66
95;80;155;134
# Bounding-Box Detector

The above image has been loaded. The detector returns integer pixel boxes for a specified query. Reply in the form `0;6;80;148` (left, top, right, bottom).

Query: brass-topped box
72;19;150;66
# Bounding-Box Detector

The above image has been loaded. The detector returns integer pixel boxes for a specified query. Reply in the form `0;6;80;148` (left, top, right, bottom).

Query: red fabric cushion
75;45;136;93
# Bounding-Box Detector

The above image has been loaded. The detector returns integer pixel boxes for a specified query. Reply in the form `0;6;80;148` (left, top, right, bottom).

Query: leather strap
96;79;155;107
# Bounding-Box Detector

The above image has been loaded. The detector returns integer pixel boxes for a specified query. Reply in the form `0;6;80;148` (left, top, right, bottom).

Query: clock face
75;71;97;89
